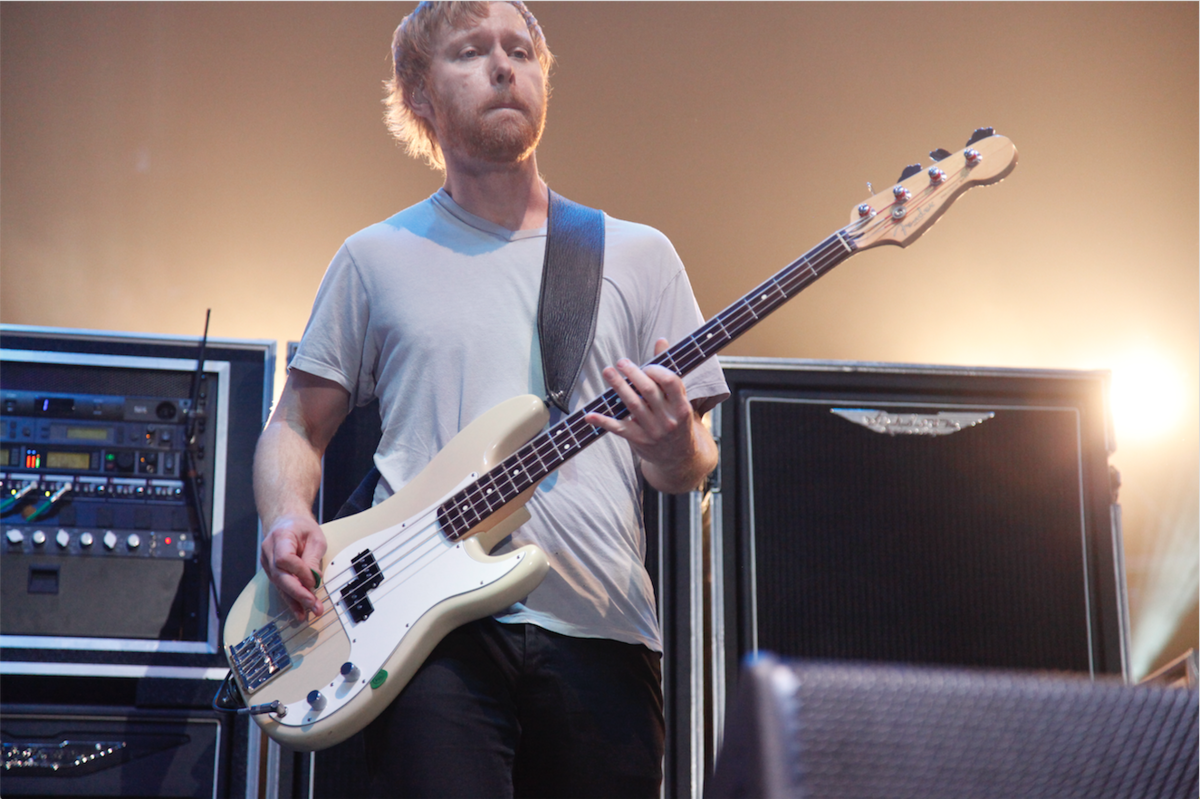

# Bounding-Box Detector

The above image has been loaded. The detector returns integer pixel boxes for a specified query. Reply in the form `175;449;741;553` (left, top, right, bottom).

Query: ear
407;82;435;124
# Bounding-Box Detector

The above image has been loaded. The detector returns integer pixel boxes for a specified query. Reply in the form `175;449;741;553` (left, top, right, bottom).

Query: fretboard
437;229;858;539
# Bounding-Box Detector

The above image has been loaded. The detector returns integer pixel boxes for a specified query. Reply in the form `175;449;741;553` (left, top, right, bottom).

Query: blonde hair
383;1;555;170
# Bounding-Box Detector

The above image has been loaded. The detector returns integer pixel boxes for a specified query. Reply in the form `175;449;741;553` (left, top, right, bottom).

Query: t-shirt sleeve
642;248;730;416
289;243;376;412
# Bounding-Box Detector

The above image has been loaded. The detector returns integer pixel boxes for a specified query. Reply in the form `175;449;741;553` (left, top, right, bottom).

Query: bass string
238;513;457;686
262;511;456;655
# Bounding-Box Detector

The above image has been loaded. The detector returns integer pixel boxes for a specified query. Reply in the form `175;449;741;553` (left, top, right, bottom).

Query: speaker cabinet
1;705;229;798
702;358;1130;790
712;357;1126;681
707;655;1198;799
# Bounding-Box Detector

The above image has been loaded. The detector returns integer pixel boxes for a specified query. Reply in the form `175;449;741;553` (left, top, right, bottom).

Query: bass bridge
228;621;293;692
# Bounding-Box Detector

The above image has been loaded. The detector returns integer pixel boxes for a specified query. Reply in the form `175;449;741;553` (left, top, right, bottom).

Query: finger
274;571;319;620
270;539;324;618
616;359;666;408
643;363;688;405
603;363;649;416
647;339;690;409
584;411;625;437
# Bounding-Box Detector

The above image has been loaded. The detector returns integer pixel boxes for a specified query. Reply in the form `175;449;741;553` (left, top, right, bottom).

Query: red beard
435;89;546;164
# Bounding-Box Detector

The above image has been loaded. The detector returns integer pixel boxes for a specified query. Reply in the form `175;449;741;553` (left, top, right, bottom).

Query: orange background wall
3;2;1196;677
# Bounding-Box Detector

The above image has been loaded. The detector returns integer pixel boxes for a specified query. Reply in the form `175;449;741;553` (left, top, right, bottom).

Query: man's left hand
584;338;718;493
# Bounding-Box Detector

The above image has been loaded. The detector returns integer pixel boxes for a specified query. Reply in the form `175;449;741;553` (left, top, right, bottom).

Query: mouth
487;95;528;113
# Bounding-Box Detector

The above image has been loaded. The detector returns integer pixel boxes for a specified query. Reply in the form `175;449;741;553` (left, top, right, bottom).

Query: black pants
363;618;665;799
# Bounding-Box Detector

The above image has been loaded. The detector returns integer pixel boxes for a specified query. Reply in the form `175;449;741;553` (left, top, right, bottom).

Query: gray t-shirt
291;189;728;651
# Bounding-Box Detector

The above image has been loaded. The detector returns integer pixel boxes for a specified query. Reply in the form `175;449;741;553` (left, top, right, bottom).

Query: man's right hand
261;513;329;620
252;368;350;622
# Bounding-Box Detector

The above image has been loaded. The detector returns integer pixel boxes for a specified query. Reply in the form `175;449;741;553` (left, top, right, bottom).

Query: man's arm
253;369;350;618
584;338;719;494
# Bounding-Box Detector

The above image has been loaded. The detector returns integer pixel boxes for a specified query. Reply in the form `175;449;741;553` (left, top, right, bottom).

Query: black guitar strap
336;190;604;520
538;190;606;414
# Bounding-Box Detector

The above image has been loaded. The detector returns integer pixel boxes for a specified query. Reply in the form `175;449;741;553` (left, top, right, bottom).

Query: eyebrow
440;21;534;53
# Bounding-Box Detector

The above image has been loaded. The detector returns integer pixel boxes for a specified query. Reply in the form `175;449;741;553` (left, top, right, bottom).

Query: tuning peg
929;148;952;162
897;164;922;182
966;127;995;146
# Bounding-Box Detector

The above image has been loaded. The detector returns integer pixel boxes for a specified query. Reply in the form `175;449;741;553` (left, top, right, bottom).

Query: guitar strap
336;190;604;520
538;190;606;414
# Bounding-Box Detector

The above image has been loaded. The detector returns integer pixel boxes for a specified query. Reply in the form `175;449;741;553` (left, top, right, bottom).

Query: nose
489;48;514;86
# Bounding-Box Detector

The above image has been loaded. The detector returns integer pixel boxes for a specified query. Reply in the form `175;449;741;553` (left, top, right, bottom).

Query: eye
459;46;479;59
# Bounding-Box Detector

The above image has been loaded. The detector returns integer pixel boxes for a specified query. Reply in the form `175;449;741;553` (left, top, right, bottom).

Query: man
254;2;728;796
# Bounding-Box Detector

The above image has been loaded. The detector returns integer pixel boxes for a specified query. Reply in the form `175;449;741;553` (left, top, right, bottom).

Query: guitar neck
437;230;859;540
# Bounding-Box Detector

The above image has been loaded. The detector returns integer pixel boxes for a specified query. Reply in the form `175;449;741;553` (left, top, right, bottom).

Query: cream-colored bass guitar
223;130;1017;751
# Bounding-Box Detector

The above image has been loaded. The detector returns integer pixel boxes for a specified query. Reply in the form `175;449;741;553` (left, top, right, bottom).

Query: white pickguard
272;477;529;728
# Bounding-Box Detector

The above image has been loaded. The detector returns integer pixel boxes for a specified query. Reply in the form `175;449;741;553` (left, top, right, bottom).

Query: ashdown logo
831;408;995;436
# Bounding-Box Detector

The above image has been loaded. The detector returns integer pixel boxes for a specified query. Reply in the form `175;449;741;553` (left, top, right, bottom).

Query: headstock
847;129;1018;251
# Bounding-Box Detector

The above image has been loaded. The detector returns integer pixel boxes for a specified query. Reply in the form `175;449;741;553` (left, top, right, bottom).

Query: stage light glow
1108;350;1187;443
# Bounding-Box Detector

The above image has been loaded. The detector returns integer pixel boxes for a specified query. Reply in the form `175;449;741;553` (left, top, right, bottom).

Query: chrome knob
307;690;327;711
31;530;46;546
80;532;95;548
6;529;24;546
126;533;141;550
56;529;71;549
103;531;118;550
341;662;361;682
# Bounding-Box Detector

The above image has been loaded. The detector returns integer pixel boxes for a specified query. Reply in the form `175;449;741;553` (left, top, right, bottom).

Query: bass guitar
223;128;1018;751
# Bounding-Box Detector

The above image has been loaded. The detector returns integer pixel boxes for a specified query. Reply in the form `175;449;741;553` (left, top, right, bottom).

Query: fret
525;436;556;472
473;478;503;513
553;419;583;455
670;335;708;373
494;455;524;498
659;347;681;375
505;457;532;493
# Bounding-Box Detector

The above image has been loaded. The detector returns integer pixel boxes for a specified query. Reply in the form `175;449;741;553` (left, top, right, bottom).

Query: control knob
80;532;94;548
56;529;71;549
341;662;361;682
103;531;118;551
6;529;24;546
31;530;46;547
307;690;327;712
126;533;141;550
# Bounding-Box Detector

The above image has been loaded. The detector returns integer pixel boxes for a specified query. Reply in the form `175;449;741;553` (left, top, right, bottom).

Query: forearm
252;416;325;532
640;412;718;494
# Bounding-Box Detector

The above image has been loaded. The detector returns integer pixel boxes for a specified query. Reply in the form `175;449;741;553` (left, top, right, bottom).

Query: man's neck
442;153;548;232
